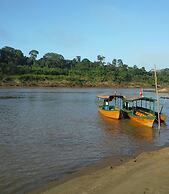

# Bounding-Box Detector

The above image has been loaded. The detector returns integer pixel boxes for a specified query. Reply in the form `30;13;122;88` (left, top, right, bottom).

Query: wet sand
31;147;169;194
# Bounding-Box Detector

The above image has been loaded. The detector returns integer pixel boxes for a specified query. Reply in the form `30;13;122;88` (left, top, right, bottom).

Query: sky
0;0;169;70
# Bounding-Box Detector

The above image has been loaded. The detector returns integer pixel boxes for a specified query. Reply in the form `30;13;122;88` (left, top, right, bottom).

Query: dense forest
0;46;169;87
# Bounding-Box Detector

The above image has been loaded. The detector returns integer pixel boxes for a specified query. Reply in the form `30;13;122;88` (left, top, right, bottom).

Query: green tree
97;55;105;65
112;59;117;67
29;50;39;60
29;50;39;66
42;52;65;68
117;59;123;67
43;52;64;61
0;46;25;74
76;56;81;63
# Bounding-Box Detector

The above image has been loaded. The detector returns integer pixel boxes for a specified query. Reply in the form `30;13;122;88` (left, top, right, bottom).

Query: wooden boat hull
98;108;121;119
128;113;155;128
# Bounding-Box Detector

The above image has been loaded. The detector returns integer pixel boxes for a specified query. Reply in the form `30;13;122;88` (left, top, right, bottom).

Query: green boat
122;96;167;127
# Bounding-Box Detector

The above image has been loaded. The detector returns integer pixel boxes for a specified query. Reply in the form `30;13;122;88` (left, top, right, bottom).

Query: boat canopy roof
124;96;156;102
97;94;124;100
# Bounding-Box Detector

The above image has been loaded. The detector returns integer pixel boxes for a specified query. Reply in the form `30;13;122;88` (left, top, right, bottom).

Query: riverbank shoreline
29;146;169;194
0;80;144;88
0;80;169;92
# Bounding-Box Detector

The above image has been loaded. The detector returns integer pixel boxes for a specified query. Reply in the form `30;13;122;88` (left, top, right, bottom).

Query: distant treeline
0;46;169;86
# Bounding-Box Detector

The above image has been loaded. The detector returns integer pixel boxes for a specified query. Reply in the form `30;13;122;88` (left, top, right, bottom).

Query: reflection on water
125;120;153;141
99;115;153;141
0;87;169;194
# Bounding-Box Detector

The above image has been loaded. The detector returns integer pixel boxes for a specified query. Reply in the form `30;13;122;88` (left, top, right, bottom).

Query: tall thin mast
154;65;160;132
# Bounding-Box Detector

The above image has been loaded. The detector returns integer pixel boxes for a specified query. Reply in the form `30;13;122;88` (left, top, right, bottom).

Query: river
0;87;169;194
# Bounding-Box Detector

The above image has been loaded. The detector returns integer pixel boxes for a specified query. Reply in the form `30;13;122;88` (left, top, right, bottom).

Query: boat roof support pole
154;65;160;133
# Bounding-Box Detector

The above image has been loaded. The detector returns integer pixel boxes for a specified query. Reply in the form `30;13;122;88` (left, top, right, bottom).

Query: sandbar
30;147;169;194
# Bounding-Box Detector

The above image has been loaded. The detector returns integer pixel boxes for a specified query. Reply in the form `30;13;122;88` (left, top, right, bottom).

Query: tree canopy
29;50;39;60
0;46;168;87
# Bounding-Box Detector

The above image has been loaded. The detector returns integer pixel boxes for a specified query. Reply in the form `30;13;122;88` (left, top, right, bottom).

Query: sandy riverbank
33;147;169;194
1;81;169;93
0;80;165;88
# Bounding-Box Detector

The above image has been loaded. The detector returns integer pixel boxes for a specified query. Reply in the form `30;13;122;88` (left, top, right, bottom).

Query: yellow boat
127;110;155;128
123;96;167;128
97;94;124;120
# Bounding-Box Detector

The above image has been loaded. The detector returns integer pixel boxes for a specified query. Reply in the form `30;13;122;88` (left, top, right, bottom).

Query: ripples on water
0;87;169;194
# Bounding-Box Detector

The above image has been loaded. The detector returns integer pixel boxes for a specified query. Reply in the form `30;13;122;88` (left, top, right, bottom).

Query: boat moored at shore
97;94;124;119
122;96;167;127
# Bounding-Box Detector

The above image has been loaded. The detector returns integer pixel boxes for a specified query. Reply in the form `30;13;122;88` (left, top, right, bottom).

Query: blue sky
1;0;169;69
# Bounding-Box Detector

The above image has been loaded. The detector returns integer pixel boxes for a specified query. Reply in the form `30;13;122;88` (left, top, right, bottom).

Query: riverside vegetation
0;46;169;87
